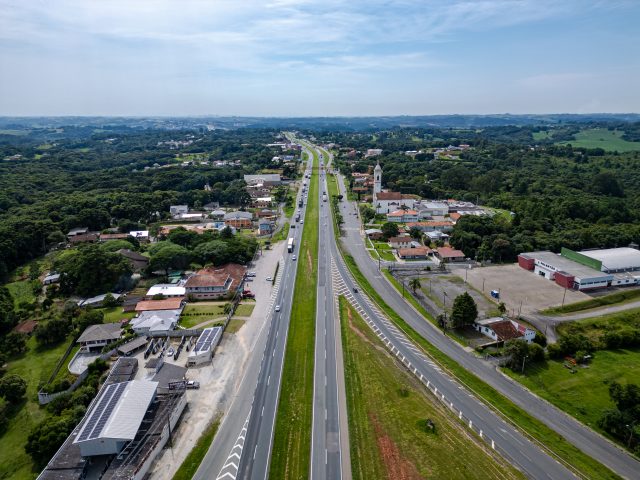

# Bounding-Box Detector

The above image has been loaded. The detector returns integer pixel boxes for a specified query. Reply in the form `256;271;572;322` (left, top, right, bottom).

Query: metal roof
193;327;222;354
74;380;157;443
579;247;640;272
521;251;612;280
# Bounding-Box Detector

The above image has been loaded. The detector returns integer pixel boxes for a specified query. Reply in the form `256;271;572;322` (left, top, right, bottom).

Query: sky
0;0;639;116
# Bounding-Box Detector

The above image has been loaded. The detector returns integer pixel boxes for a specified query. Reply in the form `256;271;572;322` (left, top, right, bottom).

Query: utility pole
482;278;485;292
562;287;567;307
521;355;529;374
443;291;447;308
402;280;405;298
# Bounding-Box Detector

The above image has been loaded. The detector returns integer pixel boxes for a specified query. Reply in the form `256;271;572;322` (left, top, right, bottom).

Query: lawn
370;240;396;262
504;348;640;434
180;303;228;328
172;415;222;480
6;280;36;307
0;335;75;480
99;307;137;324
341;254;619;479
270;143;318;480
339;297;523;479
233;303;255;317
225;319;245;334
558;128;640;152
543;288;640;315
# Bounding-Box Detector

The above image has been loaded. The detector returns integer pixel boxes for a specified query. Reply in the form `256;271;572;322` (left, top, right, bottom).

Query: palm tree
408;278;421;293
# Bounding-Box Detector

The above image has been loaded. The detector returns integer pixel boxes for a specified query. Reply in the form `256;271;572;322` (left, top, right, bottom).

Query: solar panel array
77;382;127;442
194;327;220;354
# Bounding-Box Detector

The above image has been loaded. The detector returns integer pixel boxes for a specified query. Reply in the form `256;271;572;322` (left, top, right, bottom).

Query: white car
266;276;273;282
275;305;281;312
292;255;297;260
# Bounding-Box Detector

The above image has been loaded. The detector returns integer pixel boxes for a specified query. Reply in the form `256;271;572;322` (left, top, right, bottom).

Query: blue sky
0;0;638;116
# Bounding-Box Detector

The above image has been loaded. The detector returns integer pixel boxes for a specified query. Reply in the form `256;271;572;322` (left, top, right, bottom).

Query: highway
310;149;351;480
315;148;575;479
194;148;313;480
329;150;640;479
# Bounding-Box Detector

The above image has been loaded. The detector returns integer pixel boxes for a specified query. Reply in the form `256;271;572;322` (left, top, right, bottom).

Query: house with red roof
474;317;536;344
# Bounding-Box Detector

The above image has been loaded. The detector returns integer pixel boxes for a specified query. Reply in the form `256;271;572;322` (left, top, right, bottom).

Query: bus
287;237;294;253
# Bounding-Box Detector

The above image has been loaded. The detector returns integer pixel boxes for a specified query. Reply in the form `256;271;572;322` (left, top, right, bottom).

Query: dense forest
323;123;640;262
0;128;285;281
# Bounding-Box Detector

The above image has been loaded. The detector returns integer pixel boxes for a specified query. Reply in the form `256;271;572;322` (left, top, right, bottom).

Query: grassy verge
172;415;222;480
504;348;640;438
269;146;319;480
339;296;524;479
225;319;245;334
6;280;36;307
267;221;290;244
234;303;255;317
99;307;137;324
543;288;640;315
0;336;75;479
341;254;619;480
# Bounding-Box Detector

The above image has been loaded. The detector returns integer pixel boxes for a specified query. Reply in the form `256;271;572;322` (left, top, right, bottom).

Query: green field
370;240;396;262
339;297;523;479
505;348;640;435
341;254;619;479
179;303;227;328
0;336;75;479
270;143;318;480
558;128;640;152
225;319;245;334
233;303;255;317
172;416;221;480
556;307;640;344
533;131;552;141
6;280;36;307
543;288;640;315
99;307;137;324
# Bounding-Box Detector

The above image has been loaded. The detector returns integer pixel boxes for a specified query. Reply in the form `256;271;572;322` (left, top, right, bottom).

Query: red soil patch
370;413;424;480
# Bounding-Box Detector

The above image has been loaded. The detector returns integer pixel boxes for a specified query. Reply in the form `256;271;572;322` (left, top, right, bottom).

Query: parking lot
457;263;590;315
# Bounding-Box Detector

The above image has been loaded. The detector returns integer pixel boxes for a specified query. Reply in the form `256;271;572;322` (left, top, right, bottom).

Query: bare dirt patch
370;413;424;480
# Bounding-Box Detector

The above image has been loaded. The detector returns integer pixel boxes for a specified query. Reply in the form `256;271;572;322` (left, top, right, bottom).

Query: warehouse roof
579;247;640;272
74;380;157;444
520;251;611;280
145;284;185;297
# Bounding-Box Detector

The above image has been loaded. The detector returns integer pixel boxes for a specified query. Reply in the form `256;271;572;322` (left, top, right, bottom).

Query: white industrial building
518;247;640;291
187;327;223;366
74;380;158;457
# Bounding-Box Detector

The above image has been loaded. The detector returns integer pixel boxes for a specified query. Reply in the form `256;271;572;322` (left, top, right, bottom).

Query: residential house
388;236;413;249
135;297;185;312
78;293;122;308
67;227;89;238
99;233;130;242
184;264;247;300
474;317;536;344
43;273;61;285
386;209;419;223
118;249;149;272
365;228;384;240
128;230;150;242
145;284;186;299
170;205;189;217
130;309;181;335
406;221;454;233
435;247;466;262
209;209;226;220
365;149;383;157
224;211;253;229
398;247;431;260
77;323;122;353
69;233;99;244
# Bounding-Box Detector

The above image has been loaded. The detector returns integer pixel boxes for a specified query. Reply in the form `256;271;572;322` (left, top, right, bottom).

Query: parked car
266;276;273;282
186;380;200;389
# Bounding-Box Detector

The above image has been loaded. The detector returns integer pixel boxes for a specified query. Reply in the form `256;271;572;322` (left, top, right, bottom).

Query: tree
408;278;421;293
26;407;86;465
0;331;28;357
504;339;530;371
497;302;507;315
408;227;422;240
450;292;478;329
0;286;16;335
381;222;400;240
35;318;71;346
73;309;104;333
0;374;27;404
359;205;375;224
101;293;119;308
148;242;191;276
194;240;230;266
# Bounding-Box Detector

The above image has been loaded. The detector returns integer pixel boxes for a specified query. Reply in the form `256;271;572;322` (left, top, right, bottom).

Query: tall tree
450;292;478;329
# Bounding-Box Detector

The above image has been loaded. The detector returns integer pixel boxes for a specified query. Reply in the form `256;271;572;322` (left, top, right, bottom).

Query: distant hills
1;113;639;132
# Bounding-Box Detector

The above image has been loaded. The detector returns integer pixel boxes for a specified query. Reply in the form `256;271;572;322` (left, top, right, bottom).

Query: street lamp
626;422;637;448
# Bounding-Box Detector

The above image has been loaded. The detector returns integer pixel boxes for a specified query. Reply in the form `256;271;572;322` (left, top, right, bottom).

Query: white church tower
373;160;382;195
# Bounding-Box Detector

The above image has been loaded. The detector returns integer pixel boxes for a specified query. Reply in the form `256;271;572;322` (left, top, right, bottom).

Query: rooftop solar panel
194;327;221;354
77;382;128;442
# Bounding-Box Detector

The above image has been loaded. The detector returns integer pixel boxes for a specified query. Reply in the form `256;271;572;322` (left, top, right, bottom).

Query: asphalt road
332;159;640;479
311;150;351;480
194;150;313;480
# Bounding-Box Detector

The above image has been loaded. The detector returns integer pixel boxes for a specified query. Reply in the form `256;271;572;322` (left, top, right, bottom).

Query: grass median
269;145;319;480
339;296;524;479
341;253;620;480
